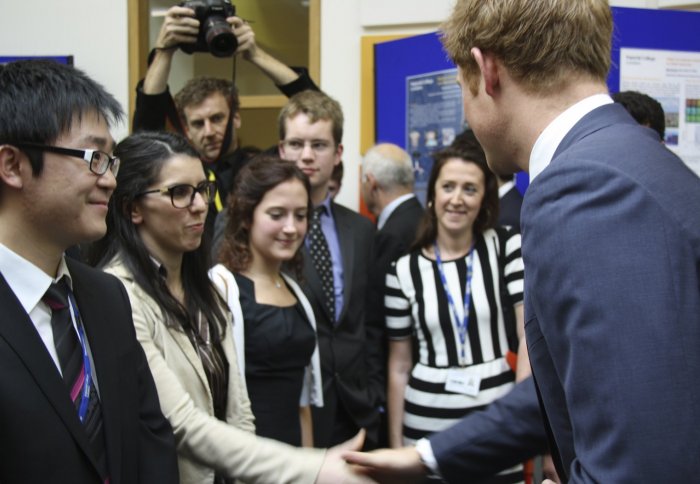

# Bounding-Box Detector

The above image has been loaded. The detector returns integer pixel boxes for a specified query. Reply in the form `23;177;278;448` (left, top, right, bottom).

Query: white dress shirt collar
498;180;515;198
0;243;72;315
529;93;613;182
377;193;417;230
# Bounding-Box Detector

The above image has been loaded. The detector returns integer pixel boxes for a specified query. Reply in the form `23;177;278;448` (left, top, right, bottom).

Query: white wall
0;0;130;142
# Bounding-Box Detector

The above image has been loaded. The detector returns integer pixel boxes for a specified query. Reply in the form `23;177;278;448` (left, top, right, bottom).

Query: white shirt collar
377;193;417;230
0;243;72;315
529;94;613;181
498;180;515;198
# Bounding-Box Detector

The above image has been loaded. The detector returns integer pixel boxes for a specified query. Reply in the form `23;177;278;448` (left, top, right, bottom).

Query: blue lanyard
434;243;474;363
66;291;92;423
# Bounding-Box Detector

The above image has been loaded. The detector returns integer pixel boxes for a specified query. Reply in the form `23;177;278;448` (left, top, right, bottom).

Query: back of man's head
362;143;414;192
174;76;239;121
278;90;344;146
440;0;612;95
0;60;123;174
613;91;666;141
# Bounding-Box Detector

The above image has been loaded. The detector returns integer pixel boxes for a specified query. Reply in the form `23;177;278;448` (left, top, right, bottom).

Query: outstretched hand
342;446;427;484
315;429;377;484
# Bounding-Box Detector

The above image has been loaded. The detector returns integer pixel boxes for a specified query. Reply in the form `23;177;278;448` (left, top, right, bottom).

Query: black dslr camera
179;0;237;57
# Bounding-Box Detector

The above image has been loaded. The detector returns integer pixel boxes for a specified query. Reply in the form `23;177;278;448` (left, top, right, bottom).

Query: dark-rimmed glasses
137;181;217;209
14;142;120;176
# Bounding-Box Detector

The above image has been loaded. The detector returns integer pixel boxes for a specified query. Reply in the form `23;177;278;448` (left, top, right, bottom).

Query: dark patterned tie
308;206;336;322
43;280;109;481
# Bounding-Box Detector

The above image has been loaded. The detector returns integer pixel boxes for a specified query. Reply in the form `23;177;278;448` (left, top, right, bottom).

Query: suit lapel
332;203;354;324
0;272;101;477
107;257;211;394
168;324;211;394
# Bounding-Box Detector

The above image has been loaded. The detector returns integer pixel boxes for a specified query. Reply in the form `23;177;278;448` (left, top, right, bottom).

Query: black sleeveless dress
234;273;316;446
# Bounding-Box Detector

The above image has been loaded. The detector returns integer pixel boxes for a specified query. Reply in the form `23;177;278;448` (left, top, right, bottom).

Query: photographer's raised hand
155;5;199;50
144;5;199;95
228;16;256;59
227;15;301;87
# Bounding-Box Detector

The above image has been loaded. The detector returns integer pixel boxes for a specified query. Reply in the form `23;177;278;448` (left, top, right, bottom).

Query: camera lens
204;17;238;57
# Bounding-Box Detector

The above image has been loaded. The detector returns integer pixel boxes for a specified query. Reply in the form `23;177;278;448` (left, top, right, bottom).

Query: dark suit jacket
522;104;700;481
498;185;523;230
301;202;381;447
374;196;424;275
368;196;424;406
0;259;178;484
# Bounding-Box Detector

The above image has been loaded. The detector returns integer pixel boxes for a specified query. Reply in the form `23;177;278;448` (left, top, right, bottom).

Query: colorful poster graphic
406;68;465;204
620;47;700;177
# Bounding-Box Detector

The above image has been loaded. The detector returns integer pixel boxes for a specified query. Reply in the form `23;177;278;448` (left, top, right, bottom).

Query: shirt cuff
415;438;443;479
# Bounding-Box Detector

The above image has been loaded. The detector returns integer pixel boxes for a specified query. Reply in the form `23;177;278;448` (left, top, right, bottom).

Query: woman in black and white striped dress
386;131;529;483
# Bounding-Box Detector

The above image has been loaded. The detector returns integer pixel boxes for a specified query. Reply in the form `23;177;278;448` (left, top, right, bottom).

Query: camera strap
218;54;238;161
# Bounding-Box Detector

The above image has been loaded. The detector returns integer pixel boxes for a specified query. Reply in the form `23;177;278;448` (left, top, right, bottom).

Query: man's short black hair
0;60;123;174
613;90;665;141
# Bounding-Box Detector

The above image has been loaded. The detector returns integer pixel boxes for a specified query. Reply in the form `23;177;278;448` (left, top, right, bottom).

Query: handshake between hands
317;433;559;484
315;430;428;484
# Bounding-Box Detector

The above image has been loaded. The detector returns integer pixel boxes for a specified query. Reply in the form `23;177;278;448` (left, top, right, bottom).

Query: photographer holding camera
133;1;318;228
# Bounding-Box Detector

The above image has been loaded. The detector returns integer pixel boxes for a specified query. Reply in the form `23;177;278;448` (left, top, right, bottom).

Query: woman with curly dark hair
211;155;323;448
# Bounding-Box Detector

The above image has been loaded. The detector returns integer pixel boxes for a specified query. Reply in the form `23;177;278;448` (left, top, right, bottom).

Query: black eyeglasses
14;142;120;176
137;181;217;209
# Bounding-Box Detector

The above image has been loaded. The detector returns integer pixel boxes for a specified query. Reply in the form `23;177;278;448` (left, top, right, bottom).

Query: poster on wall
620;47;700;177
406;68;464;204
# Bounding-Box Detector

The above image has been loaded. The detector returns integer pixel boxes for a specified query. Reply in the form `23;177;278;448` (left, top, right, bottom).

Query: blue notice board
374;7;700;196
0;56;73;65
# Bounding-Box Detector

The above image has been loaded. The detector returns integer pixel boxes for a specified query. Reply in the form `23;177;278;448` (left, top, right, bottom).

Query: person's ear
233;111;242;130
471;47;500;97
334;143;344;166
278;140;286;158
366;173;378;192
130;201;144;225
0;145;27;189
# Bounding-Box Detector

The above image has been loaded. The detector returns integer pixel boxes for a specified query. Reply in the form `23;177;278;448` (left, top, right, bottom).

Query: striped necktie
43;279;109;481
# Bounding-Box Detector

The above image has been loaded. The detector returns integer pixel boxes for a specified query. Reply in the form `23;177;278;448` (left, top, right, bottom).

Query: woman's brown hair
218;155;312;279
412;129;499;251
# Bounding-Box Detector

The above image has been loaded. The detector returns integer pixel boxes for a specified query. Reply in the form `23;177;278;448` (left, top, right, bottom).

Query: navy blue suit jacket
522;104;700;481
428;377;548;483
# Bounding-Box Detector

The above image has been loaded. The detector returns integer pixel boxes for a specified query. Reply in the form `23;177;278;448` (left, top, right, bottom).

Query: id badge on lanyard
435;243;481;397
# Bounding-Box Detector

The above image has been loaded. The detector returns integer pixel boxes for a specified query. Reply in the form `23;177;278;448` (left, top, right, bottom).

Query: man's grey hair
362;143;414;190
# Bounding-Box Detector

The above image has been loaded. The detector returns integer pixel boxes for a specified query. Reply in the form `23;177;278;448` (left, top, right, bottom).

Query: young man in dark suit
347;0;700;482
279;90;382;449
0;60;178;484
